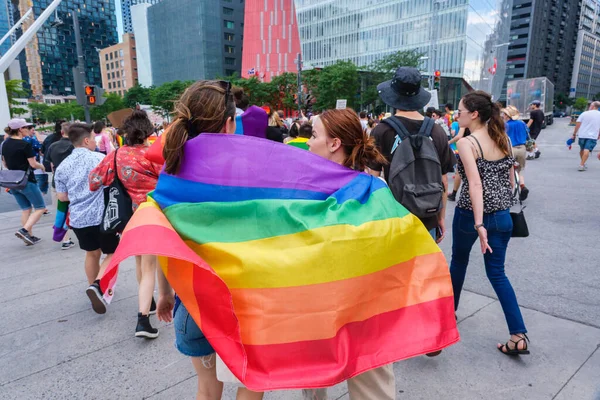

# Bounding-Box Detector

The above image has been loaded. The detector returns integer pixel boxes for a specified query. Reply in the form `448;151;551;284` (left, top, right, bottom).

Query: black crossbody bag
100;149;133;234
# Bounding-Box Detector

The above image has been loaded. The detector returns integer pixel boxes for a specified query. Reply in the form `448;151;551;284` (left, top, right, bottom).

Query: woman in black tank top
450;91;530;356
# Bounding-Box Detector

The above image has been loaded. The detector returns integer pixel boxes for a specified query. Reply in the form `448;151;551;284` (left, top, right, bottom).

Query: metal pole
0;8;32;48
296;53;302;115
73;11;90;123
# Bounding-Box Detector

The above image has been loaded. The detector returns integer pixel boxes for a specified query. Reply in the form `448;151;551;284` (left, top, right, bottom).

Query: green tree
90;92;126;121
555;92;574;109
573;97;589;111
5;79;29;117
124;84;153;108
361;50;424;112
310;60;359;111
151;80;194;118
28;102;50;123
45;101;85;121
269;72;298;110
229;76;275;107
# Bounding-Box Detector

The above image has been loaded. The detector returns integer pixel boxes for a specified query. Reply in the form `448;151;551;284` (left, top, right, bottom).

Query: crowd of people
4;64;599;399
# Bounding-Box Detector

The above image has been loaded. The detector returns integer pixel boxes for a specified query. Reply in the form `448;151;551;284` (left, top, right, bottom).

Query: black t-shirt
47;138;74;187
370;116;456;230
1;137;36;182
266;126;284;142
529;109;545;137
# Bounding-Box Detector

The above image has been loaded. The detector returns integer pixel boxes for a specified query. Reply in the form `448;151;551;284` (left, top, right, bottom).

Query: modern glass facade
294;0;512;100
121;0;161;34
11;0;118;96
148;0;244;85
570;0;600;99
0;0;12;56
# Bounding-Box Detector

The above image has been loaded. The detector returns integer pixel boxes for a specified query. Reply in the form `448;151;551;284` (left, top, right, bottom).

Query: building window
119;49;124;57
105;54;108;61
107;73;110;80
121;60;125;67
110;52;113;60
224;20;235;29
114;51;118;58
225;32;235;41
117;81;121;88
116;71;120;78
225;45;235;54
112;72;115;79
225;69;236;76
106;64;110;71
225;57;236;65
223;7;234;15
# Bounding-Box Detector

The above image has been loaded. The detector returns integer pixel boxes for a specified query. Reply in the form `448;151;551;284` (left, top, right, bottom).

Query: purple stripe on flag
175;134;359;194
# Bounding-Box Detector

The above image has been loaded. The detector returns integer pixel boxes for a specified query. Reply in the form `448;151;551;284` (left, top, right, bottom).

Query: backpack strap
382;116;411;141
418;117;435;138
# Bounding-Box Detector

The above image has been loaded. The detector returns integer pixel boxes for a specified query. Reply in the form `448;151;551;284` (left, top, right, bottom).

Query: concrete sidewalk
0;207;598;400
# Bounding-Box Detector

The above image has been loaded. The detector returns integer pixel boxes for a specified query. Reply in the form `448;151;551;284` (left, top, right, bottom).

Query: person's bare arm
526;119;533;128
56;192;69;202
572;122;581;138
448;127;465;145
436;174;448;243
156;265;175;323
27;157;45;172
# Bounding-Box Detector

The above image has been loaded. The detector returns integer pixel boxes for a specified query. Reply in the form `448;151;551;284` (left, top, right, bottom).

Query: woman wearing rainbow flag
100;81;458;398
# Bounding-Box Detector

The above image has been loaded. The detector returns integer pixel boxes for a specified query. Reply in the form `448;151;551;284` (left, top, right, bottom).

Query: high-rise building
0;0;14;56
99;33;138;96
147;0;244;86
291;0;511;101
120;0;161;34
241;0;302;82
130;3;153;87
504;0;580;98
11;0;118;97
570;0;600;99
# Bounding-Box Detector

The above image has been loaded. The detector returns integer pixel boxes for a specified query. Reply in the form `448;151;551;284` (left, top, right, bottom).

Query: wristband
474;224;484;230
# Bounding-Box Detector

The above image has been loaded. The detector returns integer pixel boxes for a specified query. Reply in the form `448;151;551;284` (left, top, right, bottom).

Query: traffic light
434;70;441;90
85;85;96;105
83;85;106;106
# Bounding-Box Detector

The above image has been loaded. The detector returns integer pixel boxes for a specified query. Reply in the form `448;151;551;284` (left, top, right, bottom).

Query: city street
0;118;599;399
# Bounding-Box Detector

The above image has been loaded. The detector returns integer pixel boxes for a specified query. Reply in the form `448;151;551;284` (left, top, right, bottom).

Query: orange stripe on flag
231;252;451;345
123;202;173;233
166;258;202;327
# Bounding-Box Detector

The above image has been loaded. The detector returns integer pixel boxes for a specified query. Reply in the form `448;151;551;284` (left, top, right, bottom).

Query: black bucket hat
377;67;431;111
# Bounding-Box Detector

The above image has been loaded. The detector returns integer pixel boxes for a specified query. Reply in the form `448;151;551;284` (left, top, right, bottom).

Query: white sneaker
578;165;585;171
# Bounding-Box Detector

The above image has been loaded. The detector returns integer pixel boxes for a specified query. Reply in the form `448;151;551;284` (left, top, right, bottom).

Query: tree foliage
555;92;574;109
90;93;126;121
5;79;29;117
150;80;194;117
573;97;589;111
123;84;153;108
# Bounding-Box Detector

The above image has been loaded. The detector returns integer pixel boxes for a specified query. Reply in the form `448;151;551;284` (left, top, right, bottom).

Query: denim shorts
9;181;46;210
35;173;49;194
174;301;215;357
579;138;597;152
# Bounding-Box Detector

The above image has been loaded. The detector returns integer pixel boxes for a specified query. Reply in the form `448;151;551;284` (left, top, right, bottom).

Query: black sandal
498;334;530;356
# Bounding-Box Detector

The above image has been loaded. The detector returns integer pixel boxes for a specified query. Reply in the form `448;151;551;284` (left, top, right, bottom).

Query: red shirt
90;145;162;208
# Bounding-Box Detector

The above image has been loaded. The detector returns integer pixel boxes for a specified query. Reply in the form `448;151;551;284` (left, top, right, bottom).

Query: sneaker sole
149;309;156;315
61;244;75;250
86;286;107;314
135;331;159;339
15;231;34;245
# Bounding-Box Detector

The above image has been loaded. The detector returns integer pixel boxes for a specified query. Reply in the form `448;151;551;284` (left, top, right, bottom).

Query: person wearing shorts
2;118;47;245
503;106;530;200
572;101;600;171
55;123;118;314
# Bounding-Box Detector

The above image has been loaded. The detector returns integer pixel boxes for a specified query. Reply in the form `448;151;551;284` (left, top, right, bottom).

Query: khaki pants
302;364;395;400
512;145;526;173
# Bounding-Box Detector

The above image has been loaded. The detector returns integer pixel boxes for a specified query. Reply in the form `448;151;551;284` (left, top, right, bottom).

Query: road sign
336;99;347;109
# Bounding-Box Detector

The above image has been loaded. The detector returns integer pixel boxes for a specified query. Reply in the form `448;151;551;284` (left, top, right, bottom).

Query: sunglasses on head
218;80;232;106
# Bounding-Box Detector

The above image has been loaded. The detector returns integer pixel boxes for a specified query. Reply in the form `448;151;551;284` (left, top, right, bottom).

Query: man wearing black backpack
369;67;456;244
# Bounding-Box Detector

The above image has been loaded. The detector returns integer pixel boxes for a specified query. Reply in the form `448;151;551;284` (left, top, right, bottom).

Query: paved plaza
0;119;599;399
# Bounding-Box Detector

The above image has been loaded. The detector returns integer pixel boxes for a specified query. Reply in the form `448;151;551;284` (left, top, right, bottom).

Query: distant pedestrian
1;119;46;245
266;111;286;142
432;109;451;138
527;100;544;159
287;123;312;150
93;121;113;155
444;103;455;128
571;101;600;171
54;123;119;314
502;106;530;200
359;111;369;132
451;91;530;356
90;110;163;338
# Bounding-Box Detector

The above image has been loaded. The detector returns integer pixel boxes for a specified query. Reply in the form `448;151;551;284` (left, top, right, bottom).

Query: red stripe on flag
214;296;459;391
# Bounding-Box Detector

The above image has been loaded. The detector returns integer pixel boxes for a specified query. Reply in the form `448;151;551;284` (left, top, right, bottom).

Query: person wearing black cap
369;67;456;247
527;100;544;159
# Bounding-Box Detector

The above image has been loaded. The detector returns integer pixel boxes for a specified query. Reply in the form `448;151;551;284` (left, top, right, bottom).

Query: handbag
510;170;529;238
100;149;133;234
525;127;535;152
0;142;29;190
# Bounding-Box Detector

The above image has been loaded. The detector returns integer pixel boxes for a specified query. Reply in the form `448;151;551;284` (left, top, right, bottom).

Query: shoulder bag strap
465;135;484;159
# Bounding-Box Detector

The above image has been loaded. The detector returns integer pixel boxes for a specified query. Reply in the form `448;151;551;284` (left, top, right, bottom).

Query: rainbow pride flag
52;200;69;242
101;134;458;391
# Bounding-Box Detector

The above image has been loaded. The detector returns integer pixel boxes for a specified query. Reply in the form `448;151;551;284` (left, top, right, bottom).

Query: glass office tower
0;0;12;56
11;0;118;96
294;0;512;101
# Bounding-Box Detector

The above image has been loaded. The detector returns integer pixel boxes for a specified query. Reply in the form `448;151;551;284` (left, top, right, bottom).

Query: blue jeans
450;208;527;335
9;181;46;211
35;173;49;194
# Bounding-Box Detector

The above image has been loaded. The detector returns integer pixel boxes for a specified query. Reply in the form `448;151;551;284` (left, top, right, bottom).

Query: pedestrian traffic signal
434;70;441;90
85;85;96;105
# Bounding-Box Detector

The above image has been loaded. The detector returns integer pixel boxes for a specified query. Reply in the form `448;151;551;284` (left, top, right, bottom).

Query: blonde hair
269;112;284;127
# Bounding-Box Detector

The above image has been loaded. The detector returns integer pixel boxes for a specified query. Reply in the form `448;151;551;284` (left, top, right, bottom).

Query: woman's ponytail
488;101;510;155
